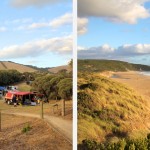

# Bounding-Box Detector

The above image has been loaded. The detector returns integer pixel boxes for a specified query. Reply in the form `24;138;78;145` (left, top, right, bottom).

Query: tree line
31;72;72;101
0;70;22;86
0;68;72;100
78;59;150;72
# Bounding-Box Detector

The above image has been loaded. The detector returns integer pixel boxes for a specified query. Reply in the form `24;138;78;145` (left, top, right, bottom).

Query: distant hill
0;61;37;73
48;65;72;73
78;59;150;72
78;73;150;144
0;61;72;73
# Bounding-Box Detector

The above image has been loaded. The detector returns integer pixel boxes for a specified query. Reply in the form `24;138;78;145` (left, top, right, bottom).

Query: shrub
22;124;32;133
79;82;99;91
147;133;150;139
79;136;150;150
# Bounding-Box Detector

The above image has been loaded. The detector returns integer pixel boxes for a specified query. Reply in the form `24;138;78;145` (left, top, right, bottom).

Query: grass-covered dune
78;73;150;144
78;59;150;72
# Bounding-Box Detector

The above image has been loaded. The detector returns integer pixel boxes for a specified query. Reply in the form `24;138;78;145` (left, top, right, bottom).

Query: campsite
0;62;72;150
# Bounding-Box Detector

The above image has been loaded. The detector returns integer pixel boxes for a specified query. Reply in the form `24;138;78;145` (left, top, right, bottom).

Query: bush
147;133;150;139
79;133;150;150
79;82;99;91
22;124;32;133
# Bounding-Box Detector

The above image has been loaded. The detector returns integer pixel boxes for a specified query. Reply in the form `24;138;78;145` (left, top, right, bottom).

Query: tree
31;74;55;102
31;73;72;101
57;78;72;100
0;70;22;85
68;59;73;68
49;75;65;100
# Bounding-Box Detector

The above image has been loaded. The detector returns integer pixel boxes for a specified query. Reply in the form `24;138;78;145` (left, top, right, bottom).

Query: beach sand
111;71;150;101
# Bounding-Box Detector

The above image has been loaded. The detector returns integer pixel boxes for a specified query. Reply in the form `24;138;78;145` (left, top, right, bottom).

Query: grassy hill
78;73;150;144
78;59;150;72
0;61;71;73
48;65;72;73
0;61;37;73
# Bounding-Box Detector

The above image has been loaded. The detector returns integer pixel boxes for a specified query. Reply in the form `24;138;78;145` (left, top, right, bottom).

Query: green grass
78;73;150;144
16;82;32;91
22;123;32;133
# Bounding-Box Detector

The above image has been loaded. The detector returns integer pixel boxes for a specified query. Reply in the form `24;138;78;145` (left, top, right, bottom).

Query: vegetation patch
78;133;150;150
22;124;32;133
78;59;150;72
78;73;150;144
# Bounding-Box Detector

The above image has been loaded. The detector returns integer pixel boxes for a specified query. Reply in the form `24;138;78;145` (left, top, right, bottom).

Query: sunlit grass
78;73;150;144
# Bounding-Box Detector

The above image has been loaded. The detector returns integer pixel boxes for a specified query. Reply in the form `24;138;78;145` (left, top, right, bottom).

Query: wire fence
0;98;72;132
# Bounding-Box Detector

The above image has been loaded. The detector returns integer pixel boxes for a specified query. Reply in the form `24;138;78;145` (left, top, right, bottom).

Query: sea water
139;71;150;76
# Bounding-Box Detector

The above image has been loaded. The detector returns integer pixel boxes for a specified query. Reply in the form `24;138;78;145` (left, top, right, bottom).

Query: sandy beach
111;71;150;101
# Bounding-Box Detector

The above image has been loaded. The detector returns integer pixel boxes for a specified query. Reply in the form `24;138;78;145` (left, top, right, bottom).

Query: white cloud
50;13;72;28
78;0;150;24
78;44;150;59
11;0;68;7
0;27;7;32
78;17;88;35
28;22;48;29
17;13;72;30
0;35;72;59
4;18;32;25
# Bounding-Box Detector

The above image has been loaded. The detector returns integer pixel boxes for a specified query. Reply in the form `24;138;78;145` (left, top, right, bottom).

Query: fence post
0;110;1;132
41;100;44;119
62;99;65;116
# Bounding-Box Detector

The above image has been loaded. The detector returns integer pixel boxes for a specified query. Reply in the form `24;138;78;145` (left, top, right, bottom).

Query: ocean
139;71;150;76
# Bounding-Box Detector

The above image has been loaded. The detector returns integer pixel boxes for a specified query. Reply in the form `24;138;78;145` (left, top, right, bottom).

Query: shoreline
110;71;150;101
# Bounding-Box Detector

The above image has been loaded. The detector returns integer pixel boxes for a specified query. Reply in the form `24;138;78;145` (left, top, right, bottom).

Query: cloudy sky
78;0;150;65
0;0;72;67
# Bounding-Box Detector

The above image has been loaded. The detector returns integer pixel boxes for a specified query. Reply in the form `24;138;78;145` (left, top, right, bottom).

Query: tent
5;91;35;105
0;86;5;91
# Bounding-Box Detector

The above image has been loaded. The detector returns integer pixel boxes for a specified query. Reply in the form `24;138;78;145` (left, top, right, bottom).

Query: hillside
0;61;37;73
78;73;150;144
78;59;150;72
48;65;72;73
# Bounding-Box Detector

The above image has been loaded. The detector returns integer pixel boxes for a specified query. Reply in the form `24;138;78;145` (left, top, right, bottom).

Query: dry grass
0;100;72;120
78;73;150;143
0;114;72;150
48;65;71;73
0;61;36;73
0;62;7;70
16;82;32;92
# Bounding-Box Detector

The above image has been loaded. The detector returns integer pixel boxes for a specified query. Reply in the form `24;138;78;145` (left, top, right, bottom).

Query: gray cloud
78;0;150;24
78;44;150;59
11;0;68;7
0;35;72;59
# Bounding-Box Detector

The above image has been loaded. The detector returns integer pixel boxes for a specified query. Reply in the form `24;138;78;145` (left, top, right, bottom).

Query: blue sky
0;0;72;67
78;0;150;66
